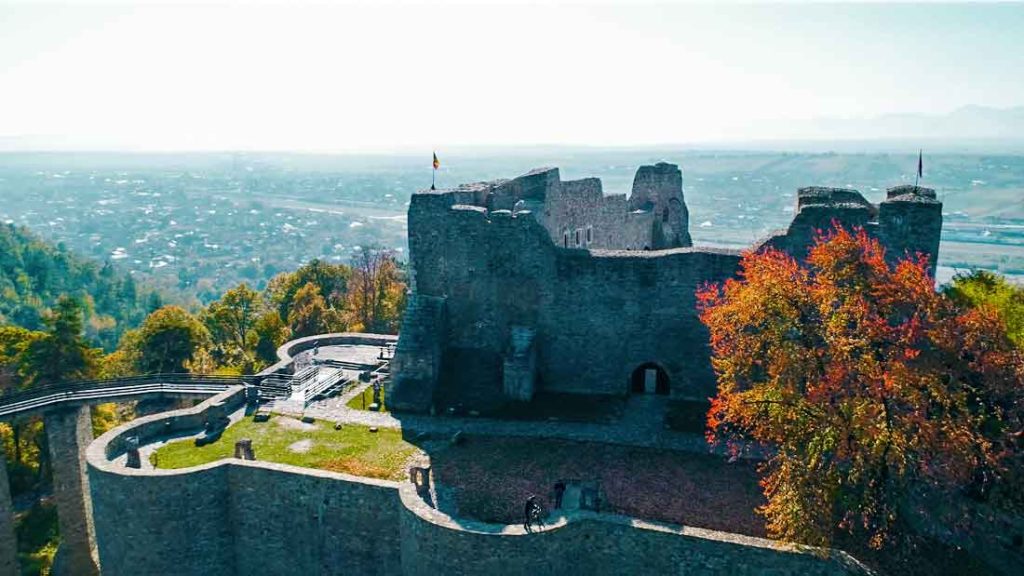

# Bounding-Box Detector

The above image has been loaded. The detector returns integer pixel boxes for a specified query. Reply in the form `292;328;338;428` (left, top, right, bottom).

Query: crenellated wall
86;393;869;576
393;166;943;413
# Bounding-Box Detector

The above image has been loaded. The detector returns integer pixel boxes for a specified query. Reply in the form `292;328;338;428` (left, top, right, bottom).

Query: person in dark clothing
553;481;566;509
523;495;543;533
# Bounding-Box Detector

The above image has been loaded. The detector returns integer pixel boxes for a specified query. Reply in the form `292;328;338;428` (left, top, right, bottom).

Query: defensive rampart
86;392;870;575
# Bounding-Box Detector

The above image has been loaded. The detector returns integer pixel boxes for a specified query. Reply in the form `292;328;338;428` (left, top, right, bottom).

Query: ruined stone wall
878;186;943;270
628;162;692;248
397;485;866;576
410;202;739;402
86;397;868;576
90;463;236;575
757;185;943;271
228;464;402;576
0;451;17;575
398;168;943;412
541;248;739;396
87;388;247;575
540;177;654;250
87;388;403;576
90;460;403;576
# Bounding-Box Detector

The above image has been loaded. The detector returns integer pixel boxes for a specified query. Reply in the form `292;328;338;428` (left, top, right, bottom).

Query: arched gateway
630;363;670;395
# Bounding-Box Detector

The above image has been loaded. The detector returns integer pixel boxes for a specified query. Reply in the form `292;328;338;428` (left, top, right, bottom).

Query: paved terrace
290;385;722;456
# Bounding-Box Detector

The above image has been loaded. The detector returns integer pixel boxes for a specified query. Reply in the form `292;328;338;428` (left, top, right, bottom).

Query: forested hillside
0;224;406;573
0;223;155;351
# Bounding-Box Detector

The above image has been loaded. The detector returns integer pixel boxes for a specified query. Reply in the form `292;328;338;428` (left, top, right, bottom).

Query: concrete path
268;382;729;457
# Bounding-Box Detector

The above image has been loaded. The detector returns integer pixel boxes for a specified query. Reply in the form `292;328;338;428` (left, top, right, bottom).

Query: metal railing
0;374;252;419
0;354;393;418
302;369;349;404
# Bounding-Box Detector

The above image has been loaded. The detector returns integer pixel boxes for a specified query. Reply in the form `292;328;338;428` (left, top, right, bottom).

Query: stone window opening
575;229;581;247
586;226;593;244
563;230;569;248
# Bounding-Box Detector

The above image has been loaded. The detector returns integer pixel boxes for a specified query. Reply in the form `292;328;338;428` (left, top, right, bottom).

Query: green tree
253;311;290;366
0;224;150;351
944;270;1024;348
0;326;45;468
267;259;351;320
203;283;261;368
100;329;143;378
136;306;209;374
22;296;99;386
146;291;164;314
287;282;332;338
0;325;42;392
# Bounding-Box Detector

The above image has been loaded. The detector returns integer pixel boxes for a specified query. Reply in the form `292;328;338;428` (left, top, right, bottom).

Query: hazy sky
1;1;1023;151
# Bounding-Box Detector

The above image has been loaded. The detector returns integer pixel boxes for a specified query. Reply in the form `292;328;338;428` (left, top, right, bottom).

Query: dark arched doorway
630;363;670;395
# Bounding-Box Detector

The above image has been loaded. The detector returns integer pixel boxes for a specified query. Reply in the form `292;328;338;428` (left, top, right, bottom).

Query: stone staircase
388;294;446;413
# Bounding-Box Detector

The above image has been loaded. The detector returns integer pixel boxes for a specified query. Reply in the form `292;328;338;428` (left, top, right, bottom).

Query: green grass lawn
345;384;388;412
151;415;419;481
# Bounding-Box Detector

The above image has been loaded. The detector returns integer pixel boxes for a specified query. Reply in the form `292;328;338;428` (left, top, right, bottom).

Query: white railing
302;369;349;404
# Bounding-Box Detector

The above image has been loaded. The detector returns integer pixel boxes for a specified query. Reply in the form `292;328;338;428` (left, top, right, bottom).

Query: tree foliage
287;282;335;338
22;296;99;385
944;269;1024;348
253;310;289;366
698;225;1024;550
134;306;210;374
202;283;261;370
266;258;350;321
0;223;153;350
347;248;406;334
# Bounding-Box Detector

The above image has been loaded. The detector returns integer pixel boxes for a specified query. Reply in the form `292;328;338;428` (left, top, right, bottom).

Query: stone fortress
0;161;944;576
390;162;943;412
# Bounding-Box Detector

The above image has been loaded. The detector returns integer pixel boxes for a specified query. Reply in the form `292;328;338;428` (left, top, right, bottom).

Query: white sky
1;1;1022;151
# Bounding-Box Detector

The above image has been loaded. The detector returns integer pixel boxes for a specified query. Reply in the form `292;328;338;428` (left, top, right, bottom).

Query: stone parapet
86;393;870;576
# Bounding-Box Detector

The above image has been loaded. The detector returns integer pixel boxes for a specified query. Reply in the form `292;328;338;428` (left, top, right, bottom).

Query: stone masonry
390;163;943;413
46;405;100;576
85;391;870;576
0;449;18;575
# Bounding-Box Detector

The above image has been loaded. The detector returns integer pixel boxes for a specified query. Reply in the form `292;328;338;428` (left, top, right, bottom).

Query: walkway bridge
0;374;256;421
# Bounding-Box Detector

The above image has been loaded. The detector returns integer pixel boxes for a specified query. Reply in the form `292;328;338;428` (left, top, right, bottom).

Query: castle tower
628;162;692;249
878;185;943;273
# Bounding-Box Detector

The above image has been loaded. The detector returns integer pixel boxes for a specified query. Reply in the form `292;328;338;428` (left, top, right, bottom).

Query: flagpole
915;149;922;188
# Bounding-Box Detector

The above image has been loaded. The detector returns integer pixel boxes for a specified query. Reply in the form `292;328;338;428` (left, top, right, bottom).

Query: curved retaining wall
259;332;399;376
86;392;868;575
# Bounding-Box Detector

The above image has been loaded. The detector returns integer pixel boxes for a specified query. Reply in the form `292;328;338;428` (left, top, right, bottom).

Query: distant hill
746;106;1024;152
0;223;154;350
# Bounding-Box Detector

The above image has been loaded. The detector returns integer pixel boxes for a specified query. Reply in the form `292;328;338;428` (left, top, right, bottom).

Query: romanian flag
433;152;440;170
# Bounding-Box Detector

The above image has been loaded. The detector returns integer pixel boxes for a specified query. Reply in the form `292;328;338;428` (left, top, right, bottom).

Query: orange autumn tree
697;225;1024;550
